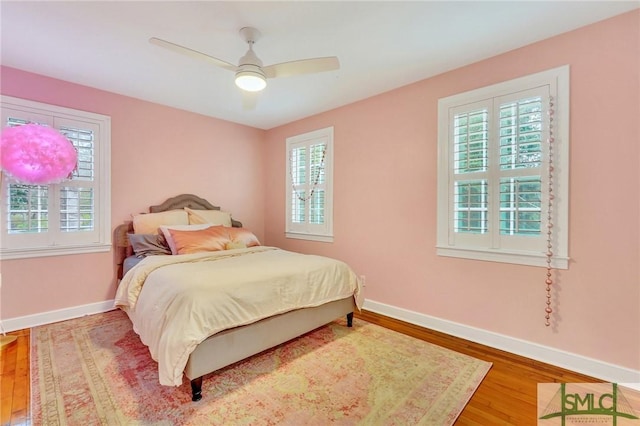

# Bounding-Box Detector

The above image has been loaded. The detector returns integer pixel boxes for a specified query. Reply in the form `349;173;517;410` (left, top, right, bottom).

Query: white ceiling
1;1;637;130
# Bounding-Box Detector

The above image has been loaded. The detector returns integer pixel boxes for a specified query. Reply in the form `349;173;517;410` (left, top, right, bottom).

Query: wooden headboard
114;194;242;279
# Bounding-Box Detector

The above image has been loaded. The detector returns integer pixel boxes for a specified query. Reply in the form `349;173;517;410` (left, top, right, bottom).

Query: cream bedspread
114;246;362;386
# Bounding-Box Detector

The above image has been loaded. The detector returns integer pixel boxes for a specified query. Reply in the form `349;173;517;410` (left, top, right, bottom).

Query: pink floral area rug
31;309;491;425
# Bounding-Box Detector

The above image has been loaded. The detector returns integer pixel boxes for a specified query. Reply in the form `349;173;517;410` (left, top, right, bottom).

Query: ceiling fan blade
263;57;339;79
149;37;237;72
241;91;260;111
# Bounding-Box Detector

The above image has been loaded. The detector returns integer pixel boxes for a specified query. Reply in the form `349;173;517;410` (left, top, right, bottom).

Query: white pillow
184;207;232;227
159;224;212;255
132;210;189;234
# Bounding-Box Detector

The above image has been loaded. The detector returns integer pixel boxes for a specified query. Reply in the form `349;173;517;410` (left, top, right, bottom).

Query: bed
113;194;362;401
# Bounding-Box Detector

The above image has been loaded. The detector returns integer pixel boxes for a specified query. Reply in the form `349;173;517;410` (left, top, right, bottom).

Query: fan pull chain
545;97;555;327
289;145;327;202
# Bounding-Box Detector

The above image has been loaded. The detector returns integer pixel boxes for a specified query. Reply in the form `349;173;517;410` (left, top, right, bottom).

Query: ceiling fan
149;27;340;96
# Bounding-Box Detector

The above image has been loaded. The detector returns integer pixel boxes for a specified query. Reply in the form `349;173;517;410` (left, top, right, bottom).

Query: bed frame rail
185;298;355;401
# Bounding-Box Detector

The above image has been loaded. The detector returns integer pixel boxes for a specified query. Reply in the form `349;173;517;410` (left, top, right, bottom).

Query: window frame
285;126;334;242
436;66;569;269
0;95;111;260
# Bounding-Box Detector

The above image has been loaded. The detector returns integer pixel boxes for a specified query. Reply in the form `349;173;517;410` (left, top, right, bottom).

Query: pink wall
263;11;640;370
0;67;266;318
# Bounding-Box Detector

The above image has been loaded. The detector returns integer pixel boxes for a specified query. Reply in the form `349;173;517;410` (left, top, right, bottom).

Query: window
1;96;111;259
437;66;569;268
285;126;333;242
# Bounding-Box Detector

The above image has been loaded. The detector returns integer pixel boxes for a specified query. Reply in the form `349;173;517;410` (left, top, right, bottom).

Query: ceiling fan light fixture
235;65;266;92
150;27;339;103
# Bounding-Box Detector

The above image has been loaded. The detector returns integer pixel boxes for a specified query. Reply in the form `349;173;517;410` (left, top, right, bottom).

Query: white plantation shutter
499;177;541;236
308;142;327;225
286;127;333;242
453;108;488;175
290;145;307;224
54;119;99;246
451;102;491;248
1;96;111;259
437;66;569;268
7;184;49;244
3;117;52;248
454;180;488;233
493;89;547;253
497;96;544;238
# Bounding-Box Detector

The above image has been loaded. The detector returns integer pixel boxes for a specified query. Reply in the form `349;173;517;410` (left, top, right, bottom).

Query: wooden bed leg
347;312;354;327
191;377;203;402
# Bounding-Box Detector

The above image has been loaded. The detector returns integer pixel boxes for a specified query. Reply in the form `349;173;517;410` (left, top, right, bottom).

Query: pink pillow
227;227;261;247
160;224;212;254
166;226;231;255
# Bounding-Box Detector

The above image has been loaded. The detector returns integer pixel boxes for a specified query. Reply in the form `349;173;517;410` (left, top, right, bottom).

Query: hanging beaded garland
545;97;555;327
289;144;327;202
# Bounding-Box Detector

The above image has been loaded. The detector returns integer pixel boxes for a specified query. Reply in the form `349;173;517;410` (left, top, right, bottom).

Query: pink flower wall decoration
0;124;78;185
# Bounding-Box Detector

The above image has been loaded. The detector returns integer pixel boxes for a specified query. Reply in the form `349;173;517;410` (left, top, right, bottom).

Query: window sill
285;232;334;243
0;243;112;260
436;246;569;269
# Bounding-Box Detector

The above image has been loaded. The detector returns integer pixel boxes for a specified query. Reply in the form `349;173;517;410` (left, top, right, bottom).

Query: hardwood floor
1;310;601;425
1;329;29;426
356;311;601;424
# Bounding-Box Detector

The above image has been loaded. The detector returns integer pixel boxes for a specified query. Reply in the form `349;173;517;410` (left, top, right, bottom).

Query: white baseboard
363;299;640;384
1;300;116;333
